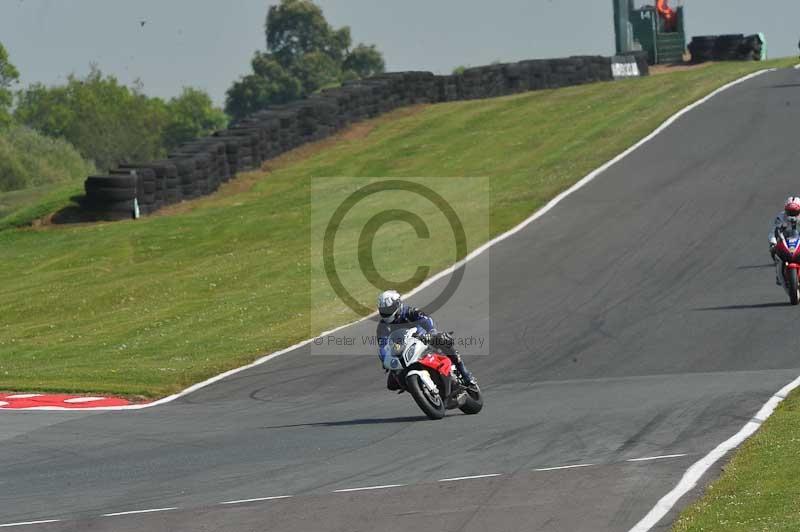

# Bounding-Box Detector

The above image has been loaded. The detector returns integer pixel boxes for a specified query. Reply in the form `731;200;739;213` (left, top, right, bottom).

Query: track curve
3;67;800;531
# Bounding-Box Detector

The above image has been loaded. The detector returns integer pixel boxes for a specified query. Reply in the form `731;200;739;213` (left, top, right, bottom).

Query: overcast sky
2;0;798;107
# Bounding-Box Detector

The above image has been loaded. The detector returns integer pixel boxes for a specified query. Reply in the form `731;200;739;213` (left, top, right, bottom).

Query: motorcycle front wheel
789;268;799;305
407;372;446;420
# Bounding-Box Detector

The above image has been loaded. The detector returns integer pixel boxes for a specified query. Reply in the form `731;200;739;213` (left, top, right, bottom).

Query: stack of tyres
713;34;746;61
482;64;509;97
435;75;459;102
118;160;181;211
232;126;269;166
688;36;716;62
550;57;591;88
185;152;212;195
107;167;155;214
261;106;300;152
170;157;198;200
522;60;552;91
171;140;226;191
458;67;486;100
212;134;251;175
743;34;764;60
589;56;615;82
236;116;282;160
504;63;528;94
83;173;140;221
689;35;761;62
314;88;349;129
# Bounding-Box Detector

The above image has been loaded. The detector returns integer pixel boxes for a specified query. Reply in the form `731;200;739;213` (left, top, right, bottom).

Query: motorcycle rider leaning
376;290;476;390
769;196;800;285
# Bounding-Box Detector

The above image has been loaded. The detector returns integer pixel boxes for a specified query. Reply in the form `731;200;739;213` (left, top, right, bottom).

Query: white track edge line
438;473;502;482
534;463;595;472
219;495;293;505
626;453;688;463
333;484;406;493
628;373;800;532
0;67;775;413
0;520;61;528
103;507;178;517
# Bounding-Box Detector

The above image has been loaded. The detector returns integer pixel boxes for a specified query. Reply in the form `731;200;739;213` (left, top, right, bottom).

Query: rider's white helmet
377;290;402;323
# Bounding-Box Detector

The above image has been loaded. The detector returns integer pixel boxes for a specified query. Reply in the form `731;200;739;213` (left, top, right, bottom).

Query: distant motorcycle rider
376;290;476;390
769;196;800;285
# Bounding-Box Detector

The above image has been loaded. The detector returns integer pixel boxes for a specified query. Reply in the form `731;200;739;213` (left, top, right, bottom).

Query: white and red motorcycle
383;328;483;420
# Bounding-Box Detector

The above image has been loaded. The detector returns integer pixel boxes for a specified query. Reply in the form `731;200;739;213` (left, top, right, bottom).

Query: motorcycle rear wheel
407;372;446;420
789;268;799;305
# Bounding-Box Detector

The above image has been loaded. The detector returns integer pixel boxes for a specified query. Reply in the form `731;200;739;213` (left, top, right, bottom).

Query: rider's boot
386;372;401;391
776;259;784;286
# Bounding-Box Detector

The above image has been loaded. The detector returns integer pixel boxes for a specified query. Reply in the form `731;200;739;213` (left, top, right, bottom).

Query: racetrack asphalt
3;67;800;532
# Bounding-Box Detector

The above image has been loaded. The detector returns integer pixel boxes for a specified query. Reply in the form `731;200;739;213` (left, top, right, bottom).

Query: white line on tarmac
629;374;800;532
334;484;406;493
626;453;688;463
103;507;178;517
534;463;595;472
0;520;61;528
438;473;502;482
220;495;293;505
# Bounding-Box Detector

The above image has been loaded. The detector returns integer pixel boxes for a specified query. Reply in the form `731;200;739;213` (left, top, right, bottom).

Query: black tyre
789;268;799;305
85;186;137;201
84;199;137;216
406;372;445;420
86;175;138;188
459;385;484;415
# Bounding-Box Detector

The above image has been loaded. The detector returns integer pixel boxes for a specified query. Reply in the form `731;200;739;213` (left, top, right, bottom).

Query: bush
0;125;94;192
14;67;227;172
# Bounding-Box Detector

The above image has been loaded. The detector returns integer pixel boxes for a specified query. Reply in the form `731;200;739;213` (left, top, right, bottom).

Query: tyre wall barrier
688;34;765;63
80;54;646;220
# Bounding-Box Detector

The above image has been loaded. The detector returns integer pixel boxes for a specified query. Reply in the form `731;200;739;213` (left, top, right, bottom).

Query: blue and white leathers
377;304;436;364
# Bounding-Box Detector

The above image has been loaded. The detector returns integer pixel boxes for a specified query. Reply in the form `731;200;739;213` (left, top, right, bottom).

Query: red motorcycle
773;227;800;305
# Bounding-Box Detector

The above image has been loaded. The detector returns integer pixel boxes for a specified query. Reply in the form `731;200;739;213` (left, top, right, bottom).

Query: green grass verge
673;388;800;531
0;182;83;231
0;58;795;398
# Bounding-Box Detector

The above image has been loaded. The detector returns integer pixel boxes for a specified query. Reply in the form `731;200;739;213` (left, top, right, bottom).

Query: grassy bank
0;125;94;229
0;58;795;397
673;388;800;531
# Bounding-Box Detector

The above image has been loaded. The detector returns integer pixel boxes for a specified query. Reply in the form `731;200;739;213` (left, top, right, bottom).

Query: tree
225;0;385;120
0;42;20;127
15;66;224;170
291;51;342;94
343;44;385;79
266;0;350;67
225;53;302;121
15;66;166;170
163;87;228;151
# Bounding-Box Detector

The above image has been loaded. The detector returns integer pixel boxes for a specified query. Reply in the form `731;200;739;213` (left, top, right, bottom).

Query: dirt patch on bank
650;62;713;75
